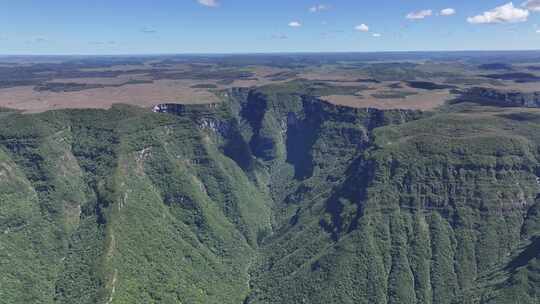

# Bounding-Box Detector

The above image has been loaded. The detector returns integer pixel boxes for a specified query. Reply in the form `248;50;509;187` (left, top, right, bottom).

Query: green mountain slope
0;84;539;303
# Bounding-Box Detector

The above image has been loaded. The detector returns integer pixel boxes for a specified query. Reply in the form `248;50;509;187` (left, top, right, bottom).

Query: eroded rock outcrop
460;87;540;108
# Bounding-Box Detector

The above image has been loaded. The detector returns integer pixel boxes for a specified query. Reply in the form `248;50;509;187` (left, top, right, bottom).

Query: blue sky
1;0;540;54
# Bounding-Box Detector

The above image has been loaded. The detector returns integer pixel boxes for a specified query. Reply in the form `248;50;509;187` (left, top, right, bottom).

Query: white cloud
467;2;529;24
537;29;540;33
272;33;288;39
33;37;49;43
372;33;381;37
197;0;219;7
440;8;456;16
288;21;302;27
26;36;51;44
523;0;540;12
309;4;329;13
140;26;157;34
90;41;116;45
406;9;433;20
355;24;369;32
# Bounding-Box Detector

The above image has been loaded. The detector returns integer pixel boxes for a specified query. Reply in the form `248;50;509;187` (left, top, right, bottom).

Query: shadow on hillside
505;236;540;271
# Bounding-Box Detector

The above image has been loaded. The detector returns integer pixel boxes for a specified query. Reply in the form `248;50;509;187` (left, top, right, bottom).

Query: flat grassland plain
2;52;540;113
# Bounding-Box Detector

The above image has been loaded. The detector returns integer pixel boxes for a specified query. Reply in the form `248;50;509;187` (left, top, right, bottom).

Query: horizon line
1;49;540;57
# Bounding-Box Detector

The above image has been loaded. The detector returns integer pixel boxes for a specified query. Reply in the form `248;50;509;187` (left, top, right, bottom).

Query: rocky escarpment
238;90;540;304
459;87;540;108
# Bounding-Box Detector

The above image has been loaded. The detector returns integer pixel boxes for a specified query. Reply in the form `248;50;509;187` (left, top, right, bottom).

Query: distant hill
478;63;513;71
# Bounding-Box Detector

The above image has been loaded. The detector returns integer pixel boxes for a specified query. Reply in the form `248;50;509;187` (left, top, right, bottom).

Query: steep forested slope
0;84;539;303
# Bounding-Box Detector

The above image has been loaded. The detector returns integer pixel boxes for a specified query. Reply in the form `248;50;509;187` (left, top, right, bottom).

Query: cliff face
461;87;540;108
232;89;540;304
0;85;539;304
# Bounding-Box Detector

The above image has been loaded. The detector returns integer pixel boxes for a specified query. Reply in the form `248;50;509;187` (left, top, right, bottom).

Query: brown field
0;65;302;113
0;80;219;113
79;64;153;72
480;81;540;93
298;69;367;81
47;76;145;85
1;60;537;113
323;89;455;110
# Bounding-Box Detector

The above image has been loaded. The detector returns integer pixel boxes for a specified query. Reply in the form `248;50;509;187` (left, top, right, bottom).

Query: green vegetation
370;91;418;99
190;84;218;89
406;81;456;90
482;73;540;83
1;81;539;303
34;80;154;93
